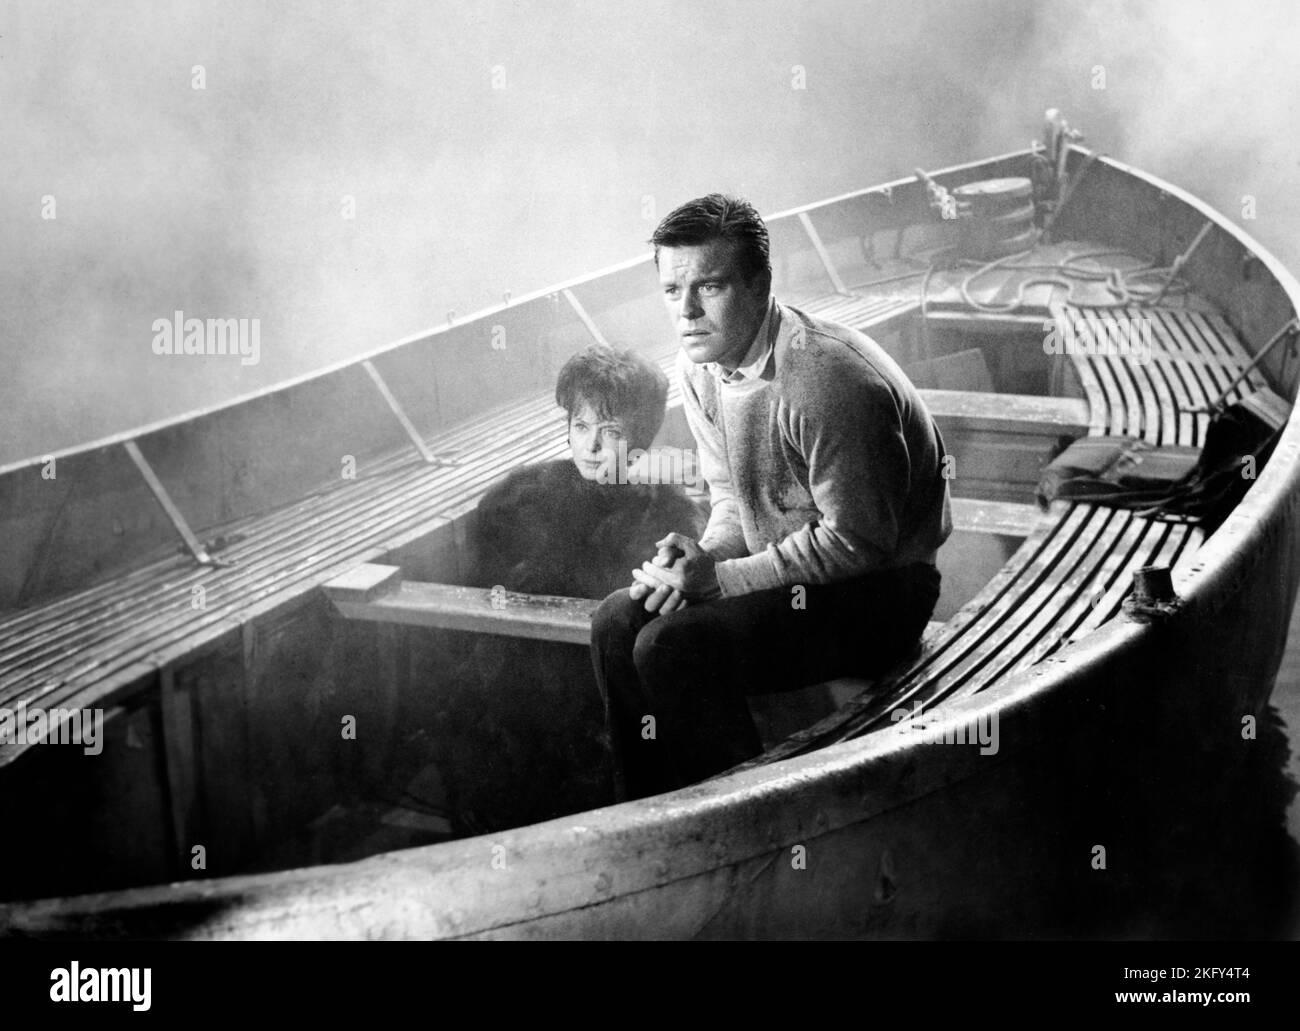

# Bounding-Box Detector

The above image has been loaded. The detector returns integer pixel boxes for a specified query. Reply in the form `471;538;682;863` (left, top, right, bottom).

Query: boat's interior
2;144;1296;904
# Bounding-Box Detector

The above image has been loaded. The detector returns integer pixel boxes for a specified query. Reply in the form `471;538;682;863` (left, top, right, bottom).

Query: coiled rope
955;247;1194;315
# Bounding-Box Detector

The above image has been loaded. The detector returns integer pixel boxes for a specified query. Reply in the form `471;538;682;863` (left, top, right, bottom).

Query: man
590;193;952;800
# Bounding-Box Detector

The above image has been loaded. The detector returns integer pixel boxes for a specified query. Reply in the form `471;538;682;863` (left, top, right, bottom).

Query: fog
2;0;1298;463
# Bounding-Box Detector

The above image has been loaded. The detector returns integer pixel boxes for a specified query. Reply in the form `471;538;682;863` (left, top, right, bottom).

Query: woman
433;345;706;832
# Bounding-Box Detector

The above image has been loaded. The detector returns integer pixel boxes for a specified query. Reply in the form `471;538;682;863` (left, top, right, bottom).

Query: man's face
568;400;627;482
657;240;771;370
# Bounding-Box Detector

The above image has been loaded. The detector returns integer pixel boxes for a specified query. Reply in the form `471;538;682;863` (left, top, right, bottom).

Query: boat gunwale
0;147;1034;479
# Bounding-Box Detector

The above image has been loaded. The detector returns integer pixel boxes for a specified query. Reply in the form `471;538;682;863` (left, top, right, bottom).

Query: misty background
2;0;1298;463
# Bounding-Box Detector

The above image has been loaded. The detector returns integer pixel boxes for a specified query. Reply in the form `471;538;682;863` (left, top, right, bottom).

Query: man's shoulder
780;302;886;360
782;303;865;341
775;303;903;396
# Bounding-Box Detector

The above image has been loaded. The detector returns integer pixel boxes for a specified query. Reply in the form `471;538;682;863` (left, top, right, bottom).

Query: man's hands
629;532;722;613
628;541;687;613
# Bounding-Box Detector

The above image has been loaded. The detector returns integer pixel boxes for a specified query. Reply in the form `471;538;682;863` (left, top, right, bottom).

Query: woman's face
568;400;628;482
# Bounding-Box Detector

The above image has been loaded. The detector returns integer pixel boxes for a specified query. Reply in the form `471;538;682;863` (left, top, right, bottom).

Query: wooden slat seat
1063;304;1270;447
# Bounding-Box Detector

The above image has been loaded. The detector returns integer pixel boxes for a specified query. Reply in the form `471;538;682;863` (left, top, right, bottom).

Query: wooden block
330;580;601;645
323;563;402;602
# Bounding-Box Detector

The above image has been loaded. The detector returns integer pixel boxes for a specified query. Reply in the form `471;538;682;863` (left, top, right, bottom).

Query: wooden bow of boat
2;141;1299;939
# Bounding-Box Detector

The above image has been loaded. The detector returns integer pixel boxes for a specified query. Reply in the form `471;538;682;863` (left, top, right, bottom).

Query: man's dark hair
555;344;669;452
650;193;771;284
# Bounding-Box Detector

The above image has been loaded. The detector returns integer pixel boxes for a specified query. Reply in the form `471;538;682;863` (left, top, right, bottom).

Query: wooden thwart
325;496;1044;645
923;389;1090;438
950;497;1045;537
325;565;598;644
663;387;1088;440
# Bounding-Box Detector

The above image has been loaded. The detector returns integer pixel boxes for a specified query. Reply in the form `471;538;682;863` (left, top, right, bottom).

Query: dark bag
1157;387;1291;532
1037;387;1291;531
1036;436;1201;509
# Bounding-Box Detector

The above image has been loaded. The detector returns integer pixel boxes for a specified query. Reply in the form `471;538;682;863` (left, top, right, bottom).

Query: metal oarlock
1121;565;1184;622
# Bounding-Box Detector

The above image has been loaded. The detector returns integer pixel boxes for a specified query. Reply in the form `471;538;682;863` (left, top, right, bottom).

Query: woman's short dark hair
555;344;669;452
650;193;771;284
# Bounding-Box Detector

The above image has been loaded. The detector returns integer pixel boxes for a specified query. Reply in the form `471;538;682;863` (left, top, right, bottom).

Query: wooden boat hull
2;146;1298;939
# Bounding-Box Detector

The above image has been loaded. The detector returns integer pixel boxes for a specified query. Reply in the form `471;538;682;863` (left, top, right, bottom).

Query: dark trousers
590;563;941;799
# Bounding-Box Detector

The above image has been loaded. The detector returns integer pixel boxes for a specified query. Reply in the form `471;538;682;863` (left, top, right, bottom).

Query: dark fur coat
471;459;707;598
443;459;706;831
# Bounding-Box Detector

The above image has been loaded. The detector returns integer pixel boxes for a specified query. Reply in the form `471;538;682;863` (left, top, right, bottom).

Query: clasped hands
629;532;721;613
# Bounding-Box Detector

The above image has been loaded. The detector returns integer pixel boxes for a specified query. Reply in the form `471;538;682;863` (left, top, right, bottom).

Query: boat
2;110;1298;939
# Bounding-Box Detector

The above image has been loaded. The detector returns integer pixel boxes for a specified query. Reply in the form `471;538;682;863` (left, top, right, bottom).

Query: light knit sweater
678;300;953;596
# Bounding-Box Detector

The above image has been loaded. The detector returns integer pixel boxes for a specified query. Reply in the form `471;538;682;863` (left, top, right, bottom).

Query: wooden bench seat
1065;304;1270;446
323;497;1047;642
325;564;601;645
921;390;1089;438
